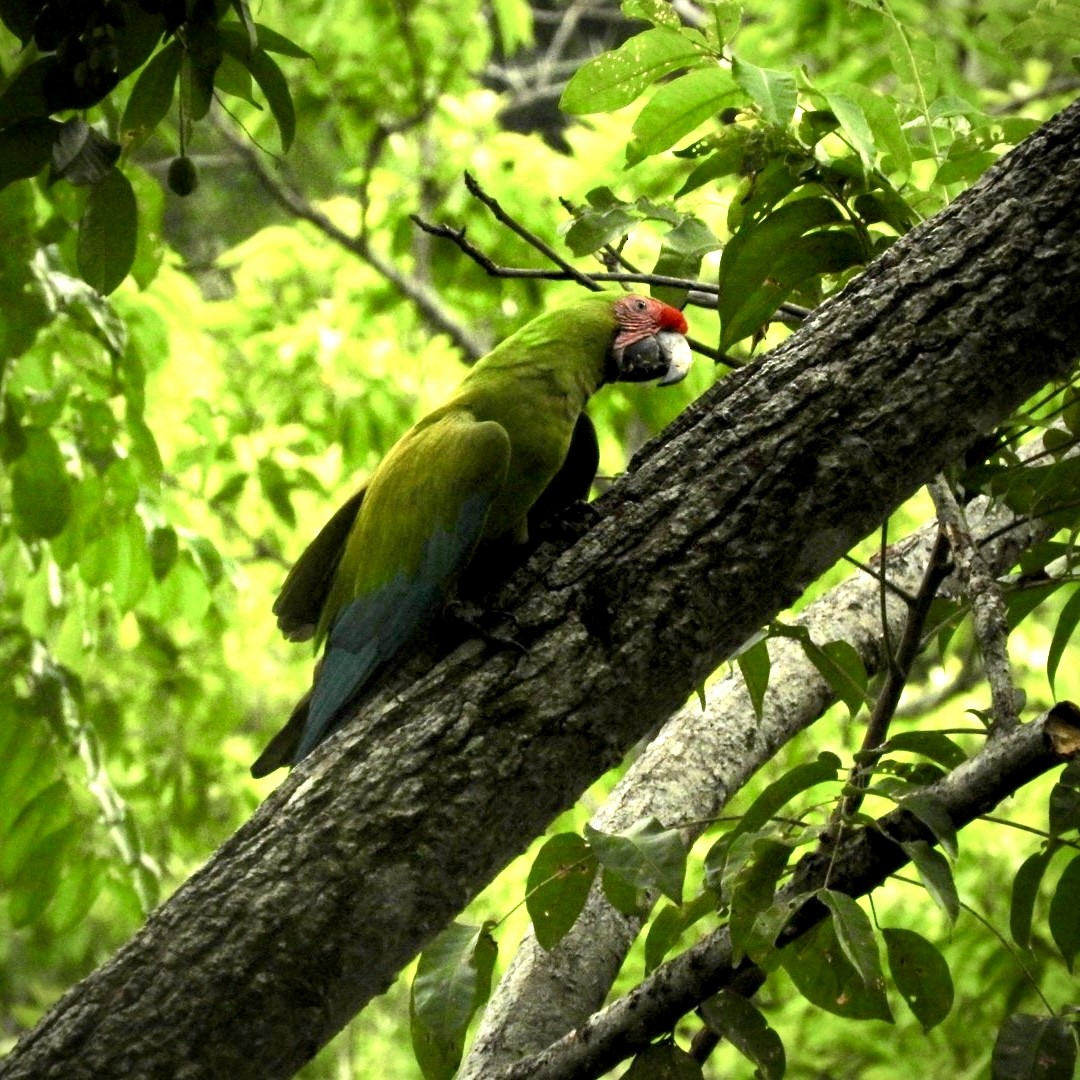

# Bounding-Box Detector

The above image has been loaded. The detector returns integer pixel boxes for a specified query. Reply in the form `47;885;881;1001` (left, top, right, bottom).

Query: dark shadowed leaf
992;1014;1076;1080
0;117;62;191
729;837;795;964
705;751;840;880
410;921;497;1080
1049;853;1080;971
50;118;121;186
644;891;716;974
736;635;771;721
11;428;73;539
902;840;959;924
77;168;138;295
121;40;183;149
1011;848;1054;951
1050;763;1080;837
624;1042;704;1078
819;889;885;992
883;928;953;1032
222;43;297;151
700;990;786;1079
526;832;598;950
901;791;958;859
781;915;893;1021
1047;585;1080;695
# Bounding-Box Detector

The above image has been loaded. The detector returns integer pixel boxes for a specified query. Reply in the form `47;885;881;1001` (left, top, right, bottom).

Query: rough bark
3;101;1079;1080
460;430;1053;1078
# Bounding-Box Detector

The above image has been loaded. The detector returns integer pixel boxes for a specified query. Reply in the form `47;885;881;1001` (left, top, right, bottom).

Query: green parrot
250;292;691;776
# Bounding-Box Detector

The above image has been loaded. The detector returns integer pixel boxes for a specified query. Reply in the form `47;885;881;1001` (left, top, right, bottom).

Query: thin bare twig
930;474;1021;732
464;171;602;291
410;215;741;367
215;120;487;360
836;527;954;822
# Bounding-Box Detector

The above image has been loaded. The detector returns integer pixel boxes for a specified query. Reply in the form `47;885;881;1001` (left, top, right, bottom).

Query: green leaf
180;25;223;122
526;833;598;950
621;0;683;27
258;457;297;527
489;0;533;53
561;27;706;115
410;921;497;1080
229;0;258;52
219;21;314;60
674;131;749;197
586;817;687;905
601;866;650;917
1010;848;1054;951
992;1014;1076;1080
718;201;862;350
651;215;720;306
820;90;876;167
700;990;786;1080
120;40;183;149
0;117;62;191
0;780;74;884
1047;585;1080;695
148;525;180;582
1048;853;1080;971
902;840;959;924
77;168;138;296
644;891;716;974
884;731;967;770
737;636;771;721
564;206;639;256
45;854;104;933
781;915;893;1021
8;821;79;927
819;889;885;992
11;427;73;539
629;66;737;161
732;57;797;126
826;84;912;176
883;928;953;1033
227;46;296;151
706;751;840;880
935;148;998;187
901;791;958;859
729;837;795;964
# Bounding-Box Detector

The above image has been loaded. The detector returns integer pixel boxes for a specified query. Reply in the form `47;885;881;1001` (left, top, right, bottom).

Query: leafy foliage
2;0;1080;1076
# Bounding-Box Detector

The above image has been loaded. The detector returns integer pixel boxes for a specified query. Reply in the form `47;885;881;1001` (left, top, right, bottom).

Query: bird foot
443;600;528;654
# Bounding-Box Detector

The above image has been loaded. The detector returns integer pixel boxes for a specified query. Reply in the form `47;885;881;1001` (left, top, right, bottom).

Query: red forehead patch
614;294;688;340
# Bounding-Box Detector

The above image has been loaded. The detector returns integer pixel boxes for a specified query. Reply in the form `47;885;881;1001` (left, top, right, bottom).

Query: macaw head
606;294;692;387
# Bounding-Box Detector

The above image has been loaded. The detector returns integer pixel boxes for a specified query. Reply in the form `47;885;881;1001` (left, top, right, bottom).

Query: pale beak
655;331;693;386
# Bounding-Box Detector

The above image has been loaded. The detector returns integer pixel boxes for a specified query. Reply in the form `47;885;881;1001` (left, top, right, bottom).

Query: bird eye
635;299;647;311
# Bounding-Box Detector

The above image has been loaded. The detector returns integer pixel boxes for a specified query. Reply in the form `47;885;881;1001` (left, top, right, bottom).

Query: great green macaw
251;292;691;776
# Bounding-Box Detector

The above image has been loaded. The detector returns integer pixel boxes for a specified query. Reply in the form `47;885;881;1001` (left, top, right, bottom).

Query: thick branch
4;101;1080;1080
496;707;1077;1080
460;431;1057;1078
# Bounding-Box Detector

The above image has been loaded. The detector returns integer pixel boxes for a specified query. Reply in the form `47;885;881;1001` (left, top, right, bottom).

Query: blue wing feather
293;489;495;763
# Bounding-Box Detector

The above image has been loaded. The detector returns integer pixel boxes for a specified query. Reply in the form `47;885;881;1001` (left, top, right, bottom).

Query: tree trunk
4;99;1080;1080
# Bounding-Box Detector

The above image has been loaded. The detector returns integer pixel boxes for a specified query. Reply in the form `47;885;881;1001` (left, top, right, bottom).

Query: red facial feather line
613;294;688;347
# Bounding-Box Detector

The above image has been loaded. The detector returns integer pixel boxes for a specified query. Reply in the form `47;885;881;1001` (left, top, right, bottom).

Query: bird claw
444;600;528;654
